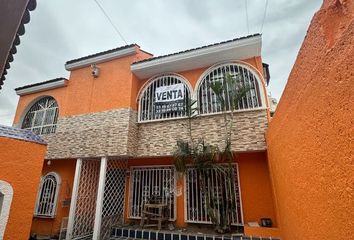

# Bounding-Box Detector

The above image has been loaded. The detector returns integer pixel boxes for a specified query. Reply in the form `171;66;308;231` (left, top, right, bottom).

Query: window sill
33;215;56;219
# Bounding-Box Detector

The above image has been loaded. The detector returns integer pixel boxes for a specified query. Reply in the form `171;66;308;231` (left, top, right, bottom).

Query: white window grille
21;96;59;135
198;63;263;115
34;172;61;218
185;165;243;225
138;74;191;122
129;166;176;220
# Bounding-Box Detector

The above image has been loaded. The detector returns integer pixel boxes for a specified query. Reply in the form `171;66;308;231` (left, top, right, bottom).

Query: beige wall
42;108;268;159
137;109;268;157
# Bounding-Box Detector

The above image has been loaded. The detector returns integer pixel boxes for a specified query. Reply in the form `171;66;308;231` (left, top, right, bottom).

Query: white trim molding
92;156;108;240
65;46;137;71
131;35;262;79
0;180;14;240
16;79;68;96
66;158;82;240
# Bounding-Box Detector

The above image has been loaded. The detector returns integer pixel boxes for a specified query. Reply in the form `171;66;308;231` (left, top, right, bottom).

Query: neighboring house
13;34;280;239
0;125;47;240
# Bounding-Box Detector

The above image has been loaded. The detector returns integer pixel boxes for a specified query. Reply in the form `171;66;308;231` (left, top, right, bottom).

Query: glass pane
21;97;59;135
33;110;44;127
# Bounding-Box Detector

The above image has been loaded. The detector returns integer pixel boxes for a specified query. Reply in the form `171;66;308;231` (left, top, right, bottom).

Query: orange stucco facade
267;0;354;239
0;135;46;240
13;48;152;125
13;55;265;126
30;159;76;237
12;36;279;239
28;155;278;236
123;153;278;231
6;1;353;239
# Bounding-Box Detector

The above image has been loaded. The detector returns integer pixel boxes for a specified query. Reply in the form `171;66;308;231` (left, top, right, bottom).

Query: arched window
34;172;61;218
197;63;264;115
138;74;191;122
21;96;59;135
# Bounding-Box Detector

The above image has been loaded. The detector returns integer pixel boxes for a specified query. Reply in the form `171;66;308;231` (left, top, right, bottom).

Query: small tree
208;73;251;232
174;72;251;233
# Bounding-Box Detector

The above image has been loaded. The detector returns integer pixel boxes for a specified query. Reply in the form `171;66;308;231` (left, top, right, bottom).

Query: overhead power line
260;0;269;33
93;0;128;45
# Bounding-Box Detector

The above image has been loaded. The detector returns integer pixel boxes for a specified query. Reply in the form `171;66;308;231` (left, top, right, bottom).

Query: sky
0;0;322;126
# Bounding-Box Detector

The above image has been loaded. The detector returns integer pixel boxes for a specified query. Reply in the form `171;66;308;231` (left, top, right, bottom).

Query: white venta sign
155;83;184;103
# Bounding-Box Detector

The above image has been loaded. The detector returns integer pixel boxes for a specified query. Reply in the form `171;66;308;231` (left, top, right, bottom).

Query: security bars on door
129;166;176;220
34;172;60;217
198;63;263;115
72;159;100;239
21;96;59;135
139;75;190;122
100;160;127;240
185;165;243;225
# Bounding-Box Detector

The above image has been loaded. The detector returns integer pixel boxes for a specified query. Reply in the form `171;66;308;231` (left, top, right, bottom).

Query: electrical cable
245;0;250;34
260;0;269;33
93;0;128;45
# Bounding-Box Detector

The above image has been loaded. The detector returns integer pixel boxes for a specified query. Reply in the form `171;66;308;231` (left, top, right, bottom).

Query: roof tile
0;124;47;145
15;77;67;91
65;44;137;65
132;33;261;65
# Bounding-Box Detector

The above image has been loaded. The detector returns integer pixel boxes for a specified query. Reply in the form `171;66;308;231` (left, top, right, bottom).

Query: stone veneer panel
126;109;139;156
41;109;267;159
42;108;137;159
137;109;268;157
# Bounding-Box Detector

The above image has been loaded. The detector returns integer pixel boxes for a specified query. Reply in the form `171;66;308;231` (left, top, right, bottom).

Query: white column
66;158;82;240
92;156;108;240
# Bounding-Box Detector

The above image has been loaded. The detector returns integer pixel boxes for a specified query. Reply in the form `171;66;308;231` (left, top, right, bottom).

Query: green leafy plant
173;72;252;233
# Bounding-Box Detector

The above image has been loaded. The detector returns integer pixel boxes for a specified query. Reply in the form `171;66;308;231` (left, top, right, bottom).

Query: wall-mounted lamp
91;64;100;78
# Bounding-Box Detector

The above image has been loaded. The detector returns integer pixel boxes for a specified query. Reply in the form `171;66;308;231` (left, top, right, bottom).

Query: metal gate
128;166;176;220
185;164;243;225
69;158;127;240
100;160;127;239
72;159;100;239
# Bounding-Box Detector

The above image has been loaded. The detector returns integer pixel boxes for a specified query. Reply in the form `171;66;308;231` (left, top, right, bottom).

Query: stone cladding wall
42;108;136;159
137;109;268;157
42;108;267;159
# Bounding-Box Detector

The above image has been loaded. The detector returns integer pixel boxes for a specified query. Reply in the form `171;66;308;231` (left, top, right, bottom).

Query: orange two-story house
13;34;280;240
